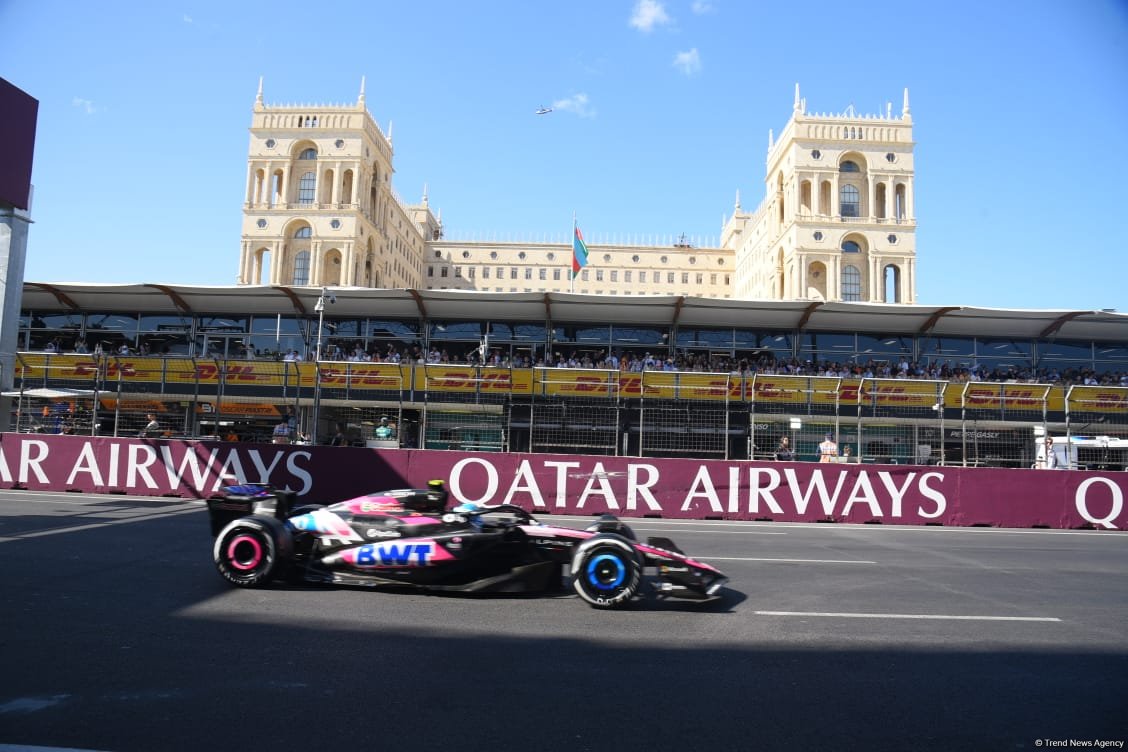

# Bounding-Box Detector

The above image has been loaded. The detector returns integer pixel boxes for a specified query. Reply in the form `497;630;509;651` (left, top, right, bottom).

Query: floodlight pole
315;287;326;361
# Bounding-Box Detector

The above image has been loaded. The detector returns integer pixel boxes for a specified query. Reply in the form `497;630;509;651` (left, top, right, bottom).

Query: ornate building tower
237;79;438;288
722;85;917;303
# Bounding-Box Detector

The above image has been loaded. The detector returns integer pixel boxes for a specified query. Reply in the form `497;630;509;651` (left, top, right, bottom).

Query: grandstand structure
11;284;1128;471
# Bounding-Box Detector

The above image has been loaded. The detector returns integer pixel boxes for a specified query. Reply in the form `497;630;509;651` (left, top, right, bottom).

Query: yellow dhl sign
1065;386;1128;411
18;355;166;382
315;364;408;390
13;355;1128;413
418;367;532;395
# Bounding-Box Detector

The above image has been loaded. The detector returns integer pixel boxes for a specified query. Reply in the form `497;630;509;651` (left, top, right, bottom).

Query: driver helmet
426;479;449;508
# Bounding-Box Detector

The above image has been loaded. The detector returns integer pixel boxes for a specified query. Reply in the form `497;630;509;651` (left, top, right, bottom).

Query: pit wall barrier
2;434;1125;531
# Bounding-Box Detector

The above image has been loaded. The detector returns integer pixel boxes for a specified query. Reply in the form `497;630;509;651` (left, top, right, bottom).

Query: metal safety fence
6;354;1127;469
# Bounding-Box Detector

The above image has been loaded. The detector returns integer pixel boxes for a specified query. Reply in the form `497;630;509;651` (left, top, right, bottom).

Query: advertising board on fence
0;434;1124;531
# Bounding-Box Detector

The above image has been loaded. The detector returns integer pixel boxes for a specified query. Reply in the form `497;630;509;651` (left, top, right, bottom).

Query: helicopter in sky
535;106;553;115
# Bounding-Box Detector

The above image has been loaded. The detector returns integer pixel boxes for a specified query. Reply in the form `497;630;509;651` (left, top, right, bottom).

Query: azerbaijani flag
571;225;589;279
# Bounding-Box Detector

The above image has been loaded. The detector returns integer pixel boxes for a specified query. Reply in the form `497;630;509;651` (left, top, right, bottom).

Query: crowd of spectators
313;342;1127;388
35;337;1128;388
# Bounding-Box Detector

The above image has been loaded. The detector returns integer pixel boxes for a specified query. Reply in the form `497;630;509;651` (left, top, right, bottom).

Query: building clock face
265;139;275;149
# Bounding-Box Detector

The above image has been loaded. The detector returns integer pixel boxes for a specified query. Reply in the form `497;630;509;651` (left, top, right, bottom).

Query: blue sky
2;0;1127;311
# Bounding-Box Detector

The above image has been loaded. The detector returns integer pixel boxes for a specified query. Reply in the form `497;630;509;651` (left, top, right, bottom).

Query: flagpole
570;211;576;294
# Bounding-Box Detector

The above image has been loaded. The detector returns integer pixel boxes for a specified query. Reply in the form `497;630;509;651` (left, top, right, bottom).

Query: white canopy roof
20;283;1128;342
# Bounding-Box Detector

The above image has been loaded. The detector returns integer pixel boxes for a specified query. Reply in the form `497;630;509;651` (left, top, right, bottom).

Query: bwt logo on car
352;542;434;566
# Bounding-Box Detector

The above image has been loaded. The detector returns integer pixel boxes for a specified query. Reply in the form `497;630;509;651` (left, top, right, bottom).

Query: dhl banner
419;366;531;395
620;372;677;399
17;354;167;384
849;379;945;409
1063;385;1128;414
11;356;1127;415
170;360;297;387
538;369;620;398
747;376;809;404
952;383;1059;412
316;363;409;392
676;374;743;402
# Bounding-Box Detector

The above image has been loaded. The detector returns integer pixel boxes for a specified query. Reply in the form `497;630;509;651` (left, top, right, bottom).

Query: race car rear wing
206;484;296;536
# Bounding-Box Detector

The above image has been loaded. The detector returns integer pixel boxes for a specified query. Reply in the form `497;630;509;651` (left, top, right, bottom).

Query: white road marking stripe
632;527;786;535
0;506;202;542
705;556;876;564
754;611;1062;622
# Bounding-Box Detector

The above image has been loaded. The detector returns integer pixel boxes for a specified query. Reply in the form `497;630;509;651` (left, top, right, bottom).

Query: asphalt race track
1;490;1126;752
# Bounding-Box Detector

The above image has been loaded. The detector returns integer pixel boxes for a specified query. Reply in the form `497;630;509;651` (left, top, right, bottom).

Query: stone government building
238;81;916;304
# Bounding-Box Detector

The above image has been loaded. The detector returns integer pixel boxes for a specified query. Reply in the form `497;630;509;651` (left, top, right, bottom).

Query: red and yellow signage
317;363;407;391
419;366;530;395
13;355;1128;418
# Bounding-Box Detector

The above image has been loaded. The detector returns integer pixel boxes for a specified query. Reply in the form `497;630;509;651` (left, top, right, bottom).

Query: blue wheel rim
586;553;626;590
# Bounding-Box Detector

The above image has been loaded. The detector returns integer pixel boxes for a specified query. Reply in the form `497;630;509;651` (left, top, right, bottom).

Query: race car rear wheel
571;535;642;609
214;516;291;588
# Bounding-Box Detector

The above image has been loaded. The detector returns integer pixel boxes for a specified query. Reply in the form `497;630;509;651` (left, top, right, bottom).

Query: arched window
840;160;860;172
293;251;310;285
840;184;860;217
842;240;861;253
299;148;317;160
842;265;862;301
298;172;315;204
294;227;312;239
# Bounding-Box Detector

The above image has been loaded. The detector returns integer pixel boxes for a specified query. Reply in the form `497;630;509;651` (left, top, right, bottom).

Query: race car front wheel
214;516;291;588
571;535;642;609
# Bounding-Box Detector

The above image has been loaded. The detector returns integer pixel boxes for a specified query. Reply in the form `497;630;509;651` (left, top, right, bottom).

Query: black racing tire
213;516;292;588
571;534;643;609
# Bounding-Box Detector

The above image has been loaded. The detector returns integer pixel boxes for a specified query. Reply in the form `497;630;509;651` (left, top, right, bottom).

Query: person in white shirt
272;419;292;444
1040;437;1060;469
818;433;839;463
139;413;161;438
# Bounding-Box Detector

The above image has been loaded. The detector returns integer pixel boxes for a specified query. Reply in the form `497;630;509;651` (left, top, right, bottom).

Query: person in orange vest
818;433;839;463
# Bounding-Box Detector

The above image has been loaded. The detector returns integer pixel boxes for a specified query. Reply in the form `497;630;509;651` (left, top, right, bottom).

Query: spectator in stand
1039;437;1060;469
818;433;839;463
139;413;161;438
375;417;395;440
272;418;292;444
774;436;795;461
330;422;348;446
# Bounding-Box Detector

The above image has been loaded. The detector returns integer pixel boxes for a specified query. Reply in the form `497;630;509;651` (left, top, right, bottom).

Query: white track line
754;610;1061;622
0;506;201;542
705;556;876;564
632;527;786;535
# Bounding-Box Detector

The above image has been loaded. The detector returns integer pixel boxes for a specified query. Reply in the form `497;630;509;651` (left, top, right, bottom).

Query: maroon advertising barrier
0;434;1125;531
